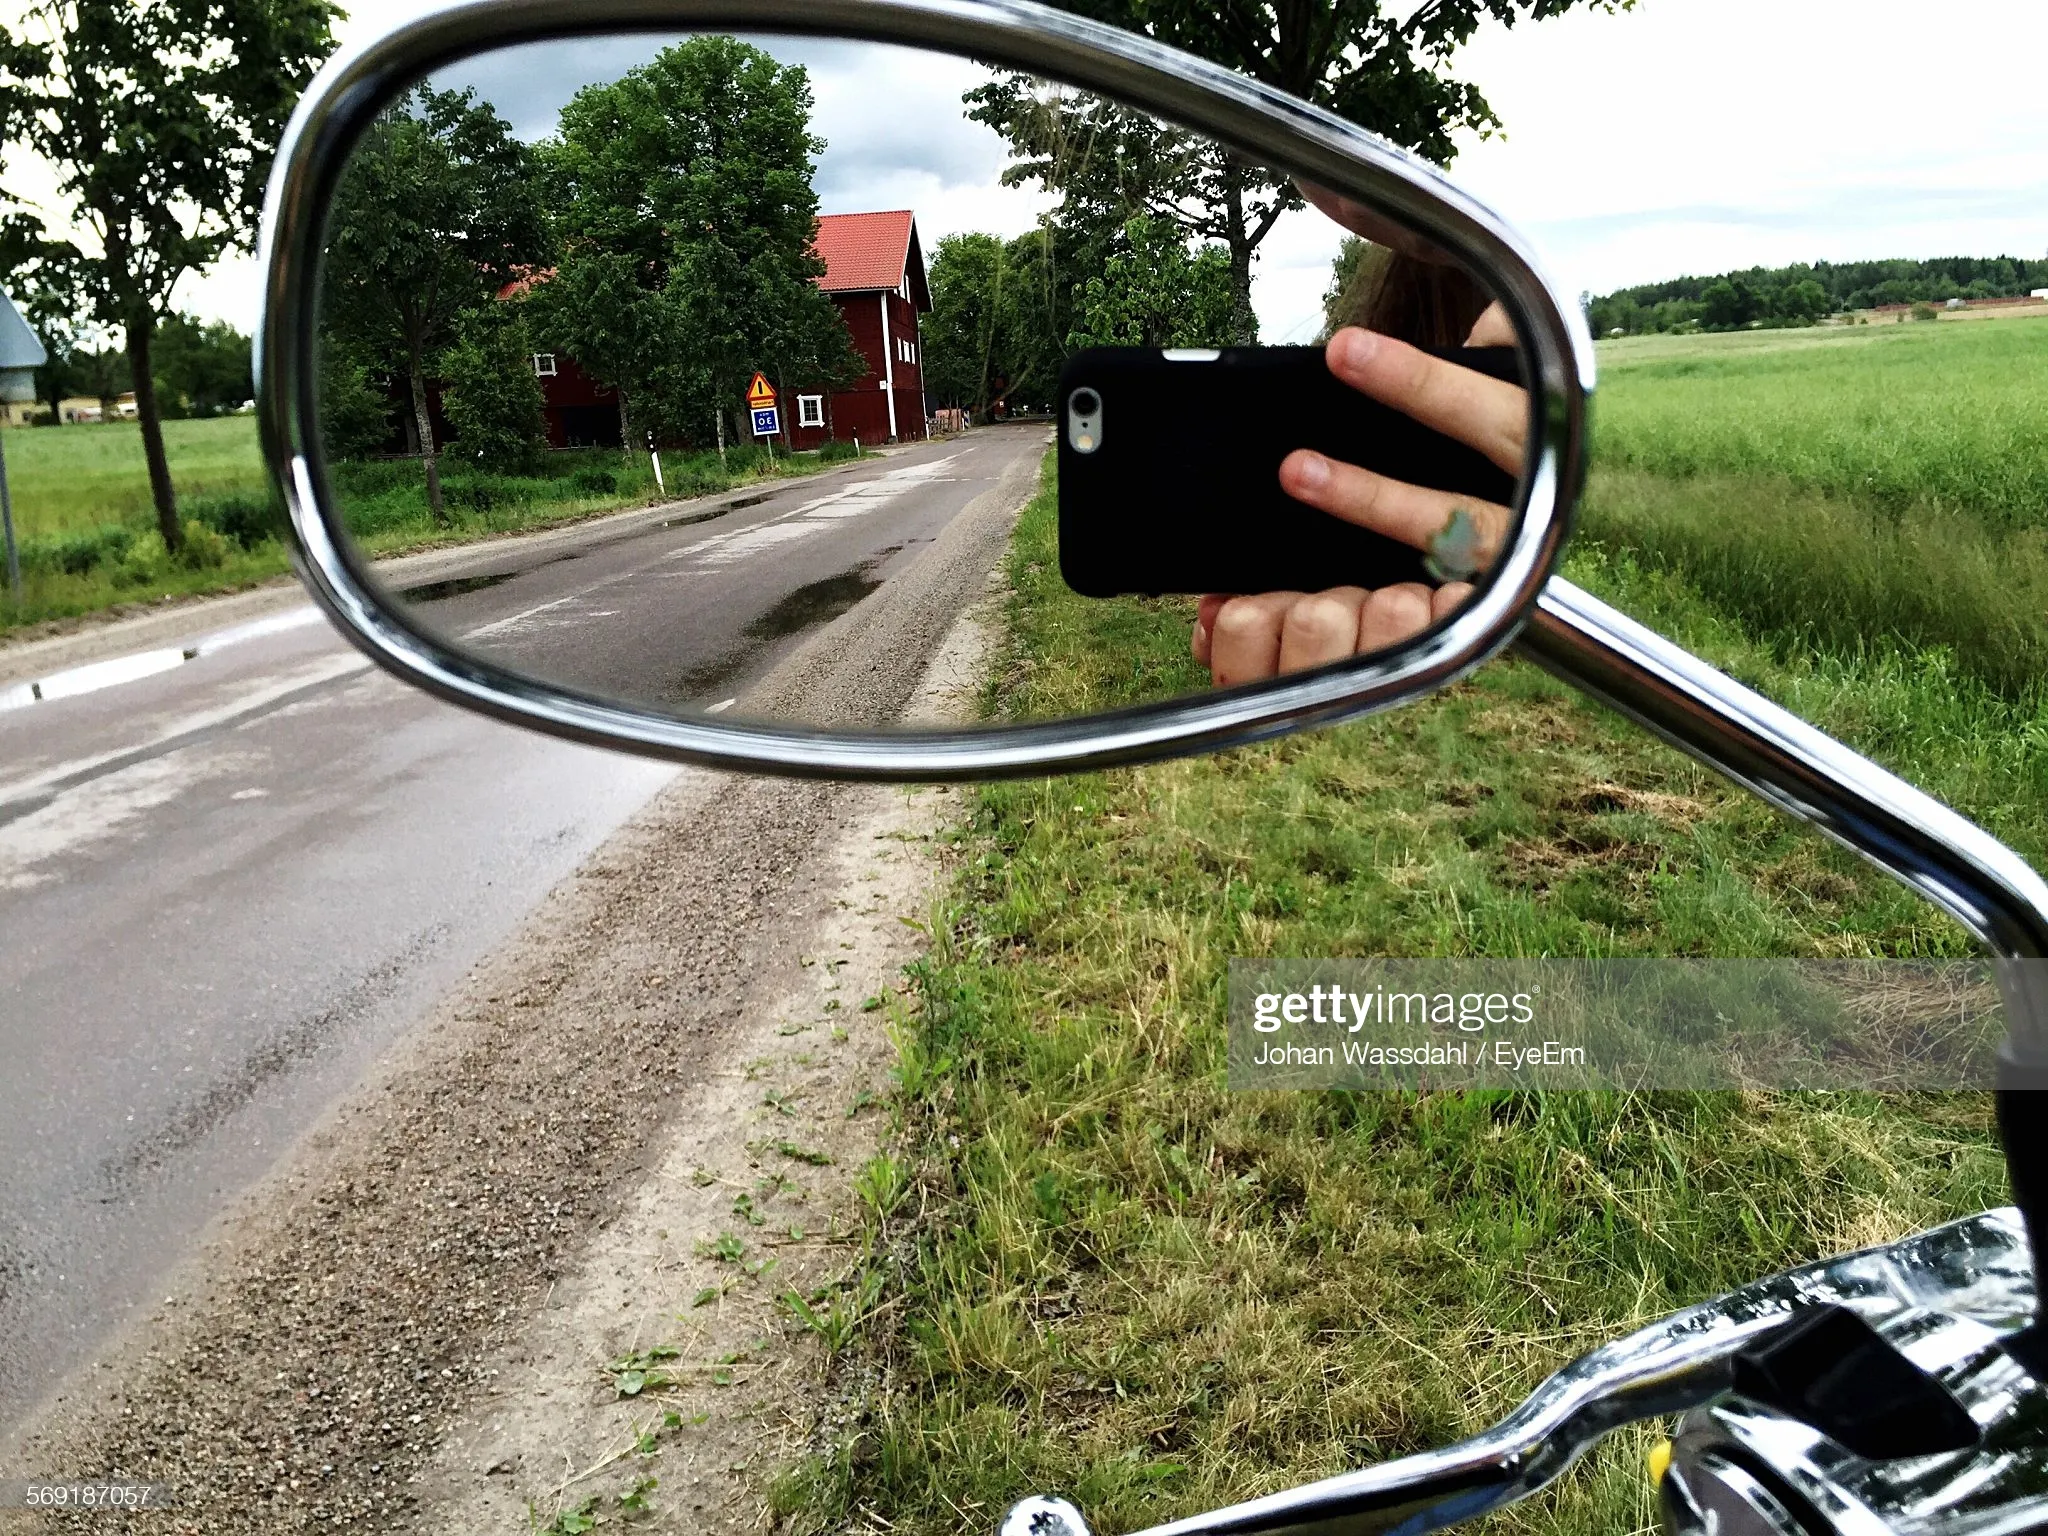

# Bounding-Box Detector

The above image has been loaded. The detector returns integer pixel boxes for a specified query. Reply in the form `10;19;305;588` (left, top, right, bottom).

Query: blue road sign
751;406;779;437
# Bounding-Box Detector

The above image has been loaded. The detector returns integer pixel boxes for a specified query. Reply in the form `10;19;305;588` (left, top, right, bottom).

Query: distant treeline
1586;256;2048;336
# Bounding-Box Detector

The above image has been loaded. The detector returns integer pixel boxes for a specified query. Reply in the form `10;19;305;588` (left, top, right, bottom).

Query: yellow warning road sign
746;372;777;410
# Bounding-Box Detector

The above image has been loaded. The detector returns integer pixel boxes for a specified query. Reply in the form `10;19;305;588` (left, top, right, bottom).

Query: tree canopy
1588;255;2048;336
535;35;861;451
322;84;548;516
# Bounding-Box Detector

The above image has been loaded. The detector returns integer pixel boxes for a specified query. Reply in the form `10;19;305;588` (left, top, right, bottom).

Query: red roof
814;210;917;294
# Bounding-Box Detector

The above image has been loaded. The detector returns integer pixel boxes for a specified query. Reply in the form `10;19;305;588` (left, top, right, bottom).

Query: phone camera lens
1071;388;1100;416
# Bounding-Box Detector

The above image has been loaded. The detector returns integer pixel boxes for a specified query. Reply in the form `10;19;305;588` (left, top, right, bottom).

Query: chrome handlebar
1006;1210;2044;1536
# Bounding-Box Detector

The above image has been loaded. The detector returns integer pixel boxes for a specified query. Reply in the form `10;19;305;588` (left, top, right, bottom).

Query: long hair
1328;243;1494;349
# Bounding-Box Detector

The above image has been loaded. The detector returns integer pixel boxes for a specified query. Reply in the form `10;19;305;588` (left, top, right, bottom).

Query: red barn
450;214;932;454
790;210;930;450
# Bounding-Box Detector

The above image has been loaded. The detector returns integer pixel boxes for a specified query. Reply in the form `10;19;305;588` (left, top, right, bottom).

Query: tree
923;232;1013;415
0;0;338;549
316;336;391;461
979;0;1629;343
1053;0;1628;159
966;79;1291;344
538;36;860;452
439;301;549;474
1069;215;1239;348
152;313;253;416
920;228;1072;420
1322;236;1371;337
322;85;548;520
1700;276;1760;330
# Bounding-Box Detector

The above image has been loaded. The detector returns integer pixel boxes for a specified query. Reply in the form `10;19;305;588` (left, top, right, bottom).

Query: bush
113;531;170;587
818;438;860;462
24;525;134;577
1911;302;1940;322
439;304;549;473
175;519;233;570
570;466;618;495
189;493;283;549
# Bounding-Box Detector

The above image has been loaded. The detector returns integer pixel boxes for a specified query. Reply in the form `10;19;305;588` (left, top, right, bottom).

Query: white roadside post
0;288;49;603
647;431;665;495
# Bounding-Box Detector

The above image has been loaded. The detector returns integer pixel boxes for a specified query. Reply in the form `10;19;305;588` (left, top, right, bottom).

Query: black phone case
1055;345;1520;598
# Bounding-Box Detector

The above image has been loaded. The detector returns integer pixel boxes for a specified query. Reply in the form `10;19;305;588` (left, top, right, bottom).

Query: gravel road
0;428;1042;1533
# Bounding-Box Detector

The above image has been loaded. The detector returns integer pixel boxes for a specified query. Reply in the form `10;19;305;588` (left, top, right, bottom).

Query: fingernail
1292;451;1330;490
1332;328;1379;372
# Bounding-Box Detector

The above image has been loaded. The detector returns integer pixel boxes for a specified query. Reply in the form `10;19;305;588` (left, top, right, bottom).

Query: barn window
532;353;557;376
798;394;824;428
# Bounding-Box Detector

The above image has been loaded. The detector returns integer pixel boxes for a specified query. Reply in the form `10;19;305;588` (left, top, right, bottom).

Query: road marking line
706;698;735;714
0;652;370;814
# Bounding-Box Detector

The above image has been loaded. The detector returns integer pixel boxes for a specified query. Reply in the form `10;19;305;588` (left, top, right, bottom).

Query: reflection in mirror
314;35;1527;730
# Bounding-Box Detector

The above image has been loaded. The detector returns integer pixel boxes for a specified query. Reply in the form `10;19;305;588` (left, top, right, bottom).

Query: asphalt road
0;423;1045;1437
396;430;1033;717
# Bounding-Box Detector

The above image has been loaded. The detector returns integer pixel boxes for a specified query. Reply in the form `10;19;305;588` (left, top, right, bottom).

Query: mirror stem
1520;578;2048;1353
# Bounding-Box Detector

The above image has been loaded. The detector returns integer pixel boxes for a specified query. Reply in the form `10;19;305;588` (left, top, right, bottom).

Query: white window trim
797;394;824;428
532;353;557;376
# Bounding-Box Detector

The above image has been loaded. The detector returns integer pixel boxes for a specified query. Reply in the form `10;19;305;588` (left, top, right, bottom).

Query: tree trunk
1221;166;1259;346
715;405;727;470
616;391;634;462
126;318;182;553
406;353;443;523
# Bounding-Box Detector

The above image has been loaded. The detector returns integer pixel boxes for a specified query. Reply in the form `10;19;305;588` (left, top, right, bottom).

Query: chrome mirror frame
255;0;1591;783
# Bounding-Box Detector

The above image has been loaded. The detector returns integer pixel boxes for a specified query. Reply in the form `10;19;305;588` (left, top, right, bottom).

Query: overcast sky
16;0;2046;341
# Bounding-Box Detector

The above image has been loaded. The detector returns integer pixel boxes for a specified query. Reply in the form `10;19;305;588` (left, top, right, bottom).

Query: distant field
3;416;269;540
1593;313;2048;528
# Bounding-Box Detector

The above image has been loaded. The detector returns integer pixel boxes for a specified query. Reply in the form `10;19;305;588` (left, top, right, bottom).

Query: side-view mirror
260;0;1588;779
259;5;2048;1536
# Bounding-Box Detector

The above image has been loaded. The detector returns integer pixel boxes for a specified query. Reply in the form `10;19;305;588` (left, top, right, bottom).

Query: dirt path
0;445;1031;1535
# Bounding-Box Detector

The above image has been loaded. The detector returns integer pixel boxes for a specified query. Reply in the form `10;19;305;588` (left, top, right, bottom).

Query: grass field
0;417;850;634
770;320;2048;1534
3;416;272;538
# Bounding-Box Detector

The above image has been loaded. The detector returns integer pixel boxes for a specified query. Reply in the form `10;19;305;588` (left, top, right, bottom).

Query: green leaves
531;36;861;446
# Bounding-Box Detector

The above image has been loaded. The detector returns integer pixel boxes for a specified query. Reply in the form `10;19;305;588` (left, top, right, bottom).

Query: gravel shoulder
0;438;1035;1535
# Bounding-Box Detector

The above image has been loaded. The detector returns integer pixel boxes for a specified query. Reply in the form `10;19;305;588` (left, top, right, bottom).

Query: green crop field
1593;314;2048;526
2;416;271;539
770;320;2048;1535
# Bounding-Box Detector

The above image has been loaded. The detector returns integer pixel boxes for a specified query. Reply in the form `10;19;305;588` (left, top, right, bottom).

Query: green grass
0;424;843;634
767;464;2023;1535
2;416;271;538
1580;317;2048;702
1592;315;2048;529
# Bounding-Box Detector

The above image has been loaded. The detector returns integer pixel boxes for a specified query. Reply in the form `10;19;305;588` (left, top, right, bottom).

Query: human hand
1192;305;1526;687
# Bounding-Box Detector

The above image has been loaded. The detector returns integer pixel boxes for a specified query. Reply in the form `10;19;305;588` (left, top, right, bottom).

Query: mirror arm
1518;575;2048;1359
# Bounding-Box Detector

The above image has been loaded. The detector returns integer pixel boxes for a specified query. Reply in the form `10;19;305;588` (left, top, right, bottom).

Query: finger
1465;302;1514;348
1360;584;1435;654
1191;594;1230;666
1277;588;1369;675
1430;582;1476;623
1280;449;1510;569
1327;326;1525;474
1209;592;1302;687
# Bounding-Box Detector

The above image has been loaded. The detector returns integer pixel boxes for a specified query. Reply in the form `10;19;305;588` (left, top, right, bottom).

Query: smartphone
1055;345;1521;598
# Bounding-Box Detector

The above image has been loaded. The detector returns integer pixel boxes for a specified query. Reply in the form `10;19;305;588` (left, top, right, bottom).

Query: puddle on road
660;493;766;529
742;566;886;641
663;553;895;706
402;570;520;603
